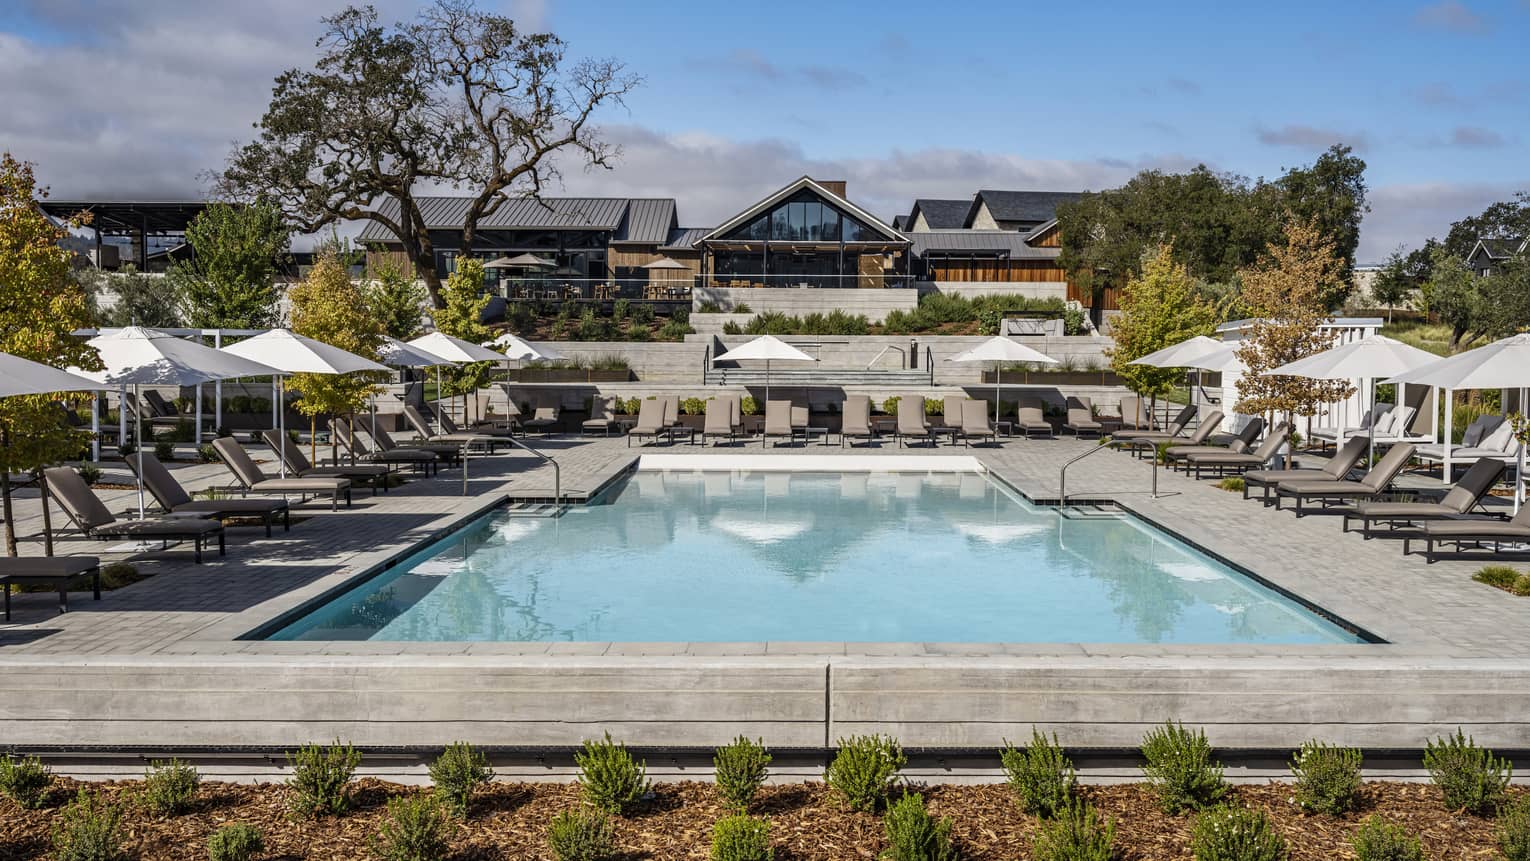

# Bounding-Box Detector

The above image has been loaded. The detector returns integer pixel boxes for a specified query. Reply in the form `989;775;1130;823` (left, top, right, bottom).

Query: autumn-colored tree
0;154;103;555
286;252;386;462
1234;216;1355;430
434;259;495;421
1107;244;1222;416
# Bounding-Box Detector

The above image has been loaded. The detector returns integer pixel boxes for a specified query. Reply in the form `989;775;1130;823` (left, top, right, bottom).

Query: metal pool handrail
1059;435;1159;504
460;435;561;505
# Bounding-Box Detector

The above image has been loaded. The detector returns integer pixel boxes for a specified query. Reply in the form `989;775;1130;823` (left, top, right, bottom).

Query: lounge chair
583;397;618;436
1403;500;1530;563
1344;458;1506;538
262;429;391;493
401;405;504;452
330;418;440;474
142;389;186;430
896;396;933;447
1118;395;1156;431
1242;435;1368;503
1421;420;1518;475
368;423;461;465
1413;414;1504;465
460;408;518;437
660;396;682;434
1112;404;1199;445
43;467;225;562
841;395;877;447
942;395;966;434
1062;396;1103;437
626;398;669;447
1272;442;1417;516
763;400;797;447
0;556;100;619
1365;406;1428;446
211;438;352;510
957;399;998;447
522;404;560;434
128;450;290;537
1310;402;1392;447
701;398;737;446
1164;417;1264;469
1181;423;1292;479
1015;398;1053;438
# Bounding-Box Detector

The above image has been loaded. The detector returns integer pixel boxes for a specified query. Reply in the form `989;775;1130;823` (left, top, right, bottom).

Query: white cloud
1255;124;1371;153
1359;181;1527;261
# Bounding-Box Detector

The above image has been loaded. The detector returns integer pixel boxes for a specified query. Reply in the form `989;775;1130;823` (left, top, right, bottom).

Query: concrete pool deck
2;434;1528;759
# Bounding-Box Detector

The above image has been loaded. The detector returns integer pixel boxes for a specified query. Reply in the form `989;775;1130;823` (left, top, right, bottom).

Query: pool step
502;502;567;518
1056;503;1121;520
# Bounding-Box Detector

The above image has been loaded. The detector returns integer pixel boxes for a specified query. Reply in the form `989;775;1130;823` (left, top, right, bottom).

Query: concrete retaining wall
916;280;1069;301
691;287;918;323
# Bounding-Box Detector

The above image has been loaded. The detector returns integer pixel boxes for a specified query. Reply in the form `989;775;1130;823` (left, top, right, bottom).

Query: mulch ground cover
1;778;1517;860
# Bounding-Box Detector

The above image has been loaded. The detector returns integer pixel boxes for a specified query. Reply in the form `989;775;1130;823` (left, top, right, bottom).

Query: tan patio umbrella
946;337;1058;422
713;335;816;405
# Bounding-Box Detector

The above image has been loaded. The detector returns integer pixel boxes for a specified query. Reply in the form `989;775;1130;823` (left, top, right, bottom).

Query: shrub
825;734;906;813
77;463;102;485
575;733;650;815
1500;795;1530;861
118;441;136;457
0;753;53;808
1289;741;1362;816
228;395;252;414
711;814;773;861
722;320;743;335
197;443;218;463
1474;565;1521;589
250;397;272;414
656;318;694;341
1031;798;1116;861
286;739;362;817
429;741;493;817
621;397;642;415
733;302;752;314
613;298;633;320
1189;805;1286;861
546;807;616;861
172;418;196;442
51;789;125;861
882;396;900;416
142;757;199;815
207;823;265;861
714;736;772;812
740;396;759;416
696;300;723;314
1514;573;1530;597
1000;729;1077;818
1351;816;1423;861
373;794;453;861
882;792;956;861
682;397;708;416
1423;728;1512;814
154;438;176;461
1141;721;1228;813
1215;477;1246;493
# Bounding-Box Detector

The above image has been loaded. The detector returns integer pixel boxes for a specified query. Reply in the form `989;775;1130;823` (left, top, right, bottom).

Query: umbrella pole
134;383;144;519
1518;386;1526;513
1367;378;1376;470
436;367;443;433
994;360;1000;425
277;376;287;479
1443;387;1454;484
765;359;770;409
91;393;100;463
118;384;127;447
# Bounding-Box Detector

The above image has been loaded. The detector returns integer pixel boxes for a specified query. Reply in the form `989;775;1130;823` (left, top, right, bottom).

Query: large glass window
717;190;884;243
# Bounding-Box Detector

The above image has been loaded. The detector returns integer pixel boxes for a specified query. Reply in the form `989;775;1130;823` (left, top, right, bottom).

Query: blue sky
3;0;1526;260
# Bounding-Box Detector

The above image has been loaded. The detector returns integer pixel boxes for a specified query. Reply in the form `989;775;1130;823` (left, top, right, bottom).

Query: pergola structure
37;200;212;271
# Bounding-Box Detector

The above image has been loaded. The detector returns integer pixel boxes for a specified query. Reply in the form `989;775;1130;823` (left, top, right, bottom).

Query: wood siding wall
1030;224;1062;247
607;247;701;280
929;259;1068;283
365;248;416;276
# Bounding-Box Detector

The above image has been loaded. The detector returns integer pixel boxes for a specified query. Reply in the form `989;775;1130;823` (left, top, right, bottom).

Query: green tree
1474;254;1530;341
1440;192;1530;261
0;154;102;555
434;259;494;421
221;2;637;307
286;252;386;461
1368;248;1417;322
1419;245;1487;351
365;255;427;340
1273;143;1370;298
1107;244;1221;414
81;265;183;328
168;201;289;329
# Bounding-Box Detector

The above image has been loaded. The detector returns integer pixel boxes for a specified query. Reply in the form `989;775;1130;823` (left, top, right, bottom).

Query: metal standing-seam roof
356;195;638;241
966;190;1084;226
906;199;972;230
659;227;711;252
612;199;678;244
906;230;1061;258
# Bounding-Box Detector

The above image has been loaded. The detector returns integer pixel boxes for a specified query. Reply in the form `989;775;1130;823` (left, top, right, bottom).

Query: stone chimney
816;179;847;198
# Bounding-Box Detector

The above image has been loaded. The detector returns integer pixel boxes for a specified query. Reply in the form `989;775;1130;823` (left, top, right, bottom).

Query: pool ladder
1057;435;1159;506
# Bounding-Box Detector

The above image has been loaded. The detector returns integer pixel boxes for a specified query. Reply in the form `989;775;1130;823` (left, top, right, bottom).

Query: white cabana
1387;332;1530;507
1267;335;1439;467
79;327;280;516
713;335;816;405
946;336;1057;422
221;329;389;477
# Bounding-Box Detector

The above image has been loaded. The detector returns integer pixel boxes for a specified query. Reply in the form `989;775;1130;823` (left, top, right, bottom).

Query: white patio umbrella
712;335;816;405
1386;332;1530;508
406;332;511;430
221;329;389;477
1127;335;1229;369
378;336;452;369
946;337;1057;422
77;327;280;517
490;333;565;363
0;352;103;397
1266;335;1440;469
640;257;689;270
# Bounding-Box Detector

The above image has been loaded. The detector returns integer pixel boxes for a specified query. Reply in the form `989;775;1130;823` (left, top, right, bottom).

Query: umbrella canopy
1128;335;1228;369
713;335;815;405
0;352;102;397
81;326;279;385
406;332;510;364
220;328;388;375
641;257;689;270
494;253;555;269
1267;335;1438;380
377;336;453;369
491;333;565;362
947;337;1058;424
1384;333;1530;389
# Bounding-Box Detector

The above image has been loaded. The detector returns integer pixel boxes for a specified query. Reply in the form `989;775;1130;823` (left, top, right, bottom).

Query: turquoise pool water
266;470;1363;644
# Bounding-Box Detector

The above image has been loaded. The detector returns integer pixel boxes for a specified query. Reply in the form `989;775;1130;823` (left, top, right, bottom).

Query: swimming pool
266;469;1364;644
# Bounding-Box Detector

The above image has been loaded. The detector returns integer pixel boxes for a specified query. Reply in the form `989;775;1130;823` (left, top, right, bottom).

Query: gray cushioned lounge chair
1015;398;1053;438
1165;416;1264;469
763;400;797;447
262;430;391;494
329;418;440;474
1062;396;1103;437
1112;404;1198;444
401;406;504;452
522;403;560;434
626;398;669;447
942;395;966;433
129;450;290;536
368;423;461;465
43;467;225;562
1404;499;1530;562
583;397;617;436
1273;442;1417;517
702;397;737;446
211;438;352;510
841;395;877;447
1242;435;1368;503
1182;422;1292;479
957;399;998;447
0;555;100;619
896;396;933;447
1310;402;1392;445
1344;458;1506;538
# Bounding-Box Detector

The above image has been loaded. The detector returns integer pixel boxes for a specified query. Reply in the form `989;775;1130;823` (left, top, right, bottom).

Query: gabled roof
906;198;971;230
1470;237;1528;260
907;230;1060;259
1023;219;1060;242
659;227;710;252
966;190;1084;227
892;215;907;230
700;176;909;245
356;195;646;241
612;199;678;244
